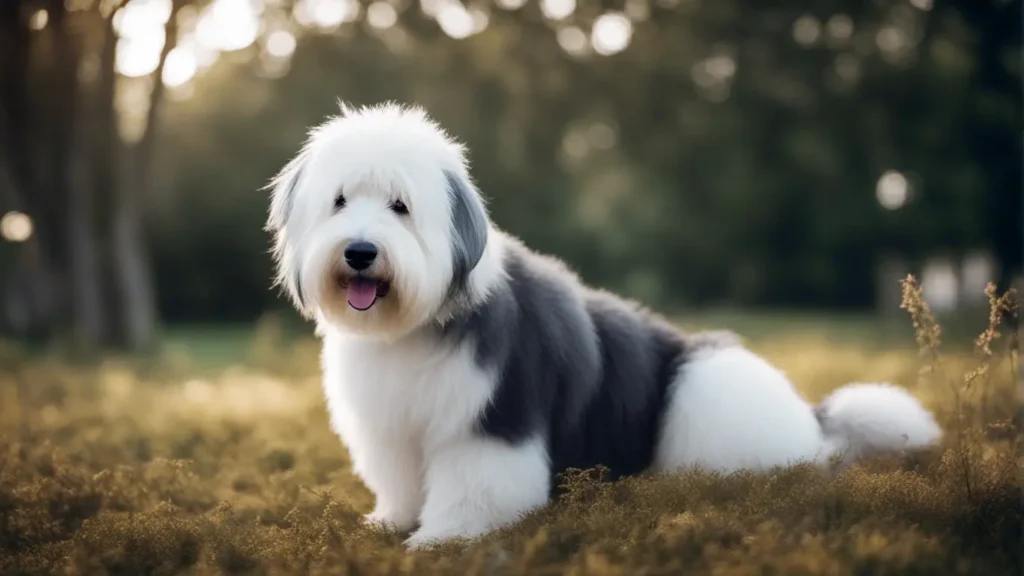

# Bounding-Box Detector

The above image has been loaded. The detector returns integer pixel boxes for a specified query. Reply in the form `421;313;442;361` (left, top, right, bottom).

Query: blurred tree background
0;0;1020;353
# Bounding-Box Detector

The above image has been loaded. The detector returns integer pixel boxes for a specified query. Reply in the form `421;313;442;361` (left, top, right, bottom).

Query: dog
264;102;943;549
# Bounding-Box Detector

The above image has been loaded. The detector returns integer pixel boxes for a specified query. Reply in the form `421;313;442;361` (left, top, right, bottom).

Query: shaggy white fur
265;102;943;550
655;347;942;473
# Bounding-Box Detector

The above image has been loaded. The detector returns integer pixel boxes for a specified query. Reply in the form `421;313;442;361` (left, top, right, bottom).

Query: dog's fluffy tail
814;382;943;466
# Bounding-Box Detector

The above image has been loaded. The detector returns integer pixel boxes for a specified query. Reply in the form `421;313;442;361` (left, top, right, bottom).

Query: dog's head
265;103;491;338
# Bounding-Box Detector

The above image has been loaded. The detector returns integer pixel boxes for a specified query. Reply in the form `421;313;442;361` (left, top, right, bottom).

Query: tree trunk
68;109;107;350
0;156;58;342
0;1;35;213
110;0;183;352
113;147;159;352
0;0;62;342
48;0;107;351
93;4;128;348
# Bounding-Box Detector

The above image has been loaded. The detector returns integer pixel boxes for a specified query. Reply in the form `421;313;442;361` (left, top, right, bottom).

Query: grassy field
0;281;1020;574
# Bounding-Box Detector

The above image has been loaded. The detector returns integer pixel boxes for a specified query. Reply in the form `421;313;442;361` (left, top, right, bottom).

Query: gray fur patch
435;234;690;487
268;164;305;233
444;170;488;294
813;403;831;432
268;164;305;308
282;167;303;226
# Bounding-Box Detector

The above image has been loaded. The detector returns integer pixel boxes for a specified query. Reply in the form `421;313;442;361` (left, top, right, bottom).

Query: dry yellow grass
0;278;1020;575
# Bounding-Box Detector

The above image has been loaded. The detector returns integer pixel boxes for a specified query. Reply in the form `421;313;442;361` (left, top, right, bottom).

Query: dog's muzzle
339;241;390;311
344;241;378;271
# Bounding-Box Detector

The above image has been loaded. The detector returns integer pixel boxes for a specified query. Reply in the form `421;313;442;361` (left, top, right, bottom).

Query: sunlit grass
0;279;1019;574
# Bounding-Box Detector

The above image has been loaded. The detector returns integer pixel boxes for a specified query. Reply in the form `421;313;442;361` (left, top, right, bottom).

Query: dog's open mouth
346;277;390;311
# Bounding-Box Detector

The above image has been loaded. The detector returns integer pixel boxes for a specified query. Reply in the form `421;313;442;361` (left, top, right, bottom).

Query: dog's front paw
362;507;418;533
403;529;444;551
403;522;486;550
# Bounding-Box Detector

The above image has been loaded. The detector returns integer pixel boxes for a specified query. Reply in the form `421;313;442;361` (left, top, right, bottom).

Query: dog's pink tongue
347;279;378;310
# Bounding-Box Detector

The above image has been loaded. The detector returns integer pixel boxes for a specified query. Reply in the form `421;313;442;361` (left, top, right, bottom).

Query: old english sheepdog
265;103;943;549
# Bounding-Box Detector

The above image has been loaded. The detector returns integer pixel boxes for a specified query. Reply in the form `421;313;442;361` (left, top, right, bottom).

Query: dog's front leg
352;435;425;533
404;436;550;549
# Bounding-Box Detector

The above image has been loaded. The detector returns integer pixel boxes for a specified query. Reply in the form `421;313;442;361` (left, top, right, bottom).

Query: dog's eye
390;200;409;215
333;193;346;212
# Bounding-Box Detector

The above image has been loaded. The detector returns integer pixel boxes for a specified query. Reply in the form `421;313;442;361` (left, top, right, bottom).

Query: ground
0;287;1020;575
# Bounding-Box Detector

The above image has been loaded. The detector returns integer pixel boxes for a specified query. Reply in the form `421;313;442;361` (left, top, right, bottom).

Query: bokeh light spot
876;27;909;55
591;13;632;56
114;0;173;77
367;2;398;29
437;3;474;39
826;14;853;42
562;129;589;161
706;55;736;80
180;33;220;69
114;0;172;39
196;0;260;52
29;9;49;30
469;7;489;33
793;15;821;46
557;26;587;56
0;212;33;243
162;47;197;87
541;0;575;21
495;0;526;10
624;0;649;22
921;258;959;312
266;30;297;57
116;30;166;77
876;170;909;210
314;0;347;27
296;0;360;29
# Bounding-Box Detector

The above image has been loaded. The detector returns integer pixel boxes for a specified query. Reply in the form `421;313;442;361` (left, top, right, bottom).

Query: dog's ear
445;170;488;292
265;153;310;311
265;153;307;234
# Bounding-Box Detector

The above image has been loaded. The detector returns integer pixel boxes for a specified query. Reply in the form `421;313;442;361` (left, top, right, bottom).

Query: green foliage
0;296;1020;574
143;0;1021;324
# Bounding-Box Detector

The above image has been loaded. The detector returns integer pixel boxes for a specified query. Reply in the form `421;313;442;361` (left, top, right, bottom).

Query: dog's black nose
344;241;378;271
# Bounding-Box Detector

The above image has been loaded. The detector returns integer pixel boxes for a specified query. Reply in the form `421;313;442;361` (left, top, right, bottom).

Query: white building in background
960;251;997;306
872;170;1006;316
876;251;1001;318
920;257;959;313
